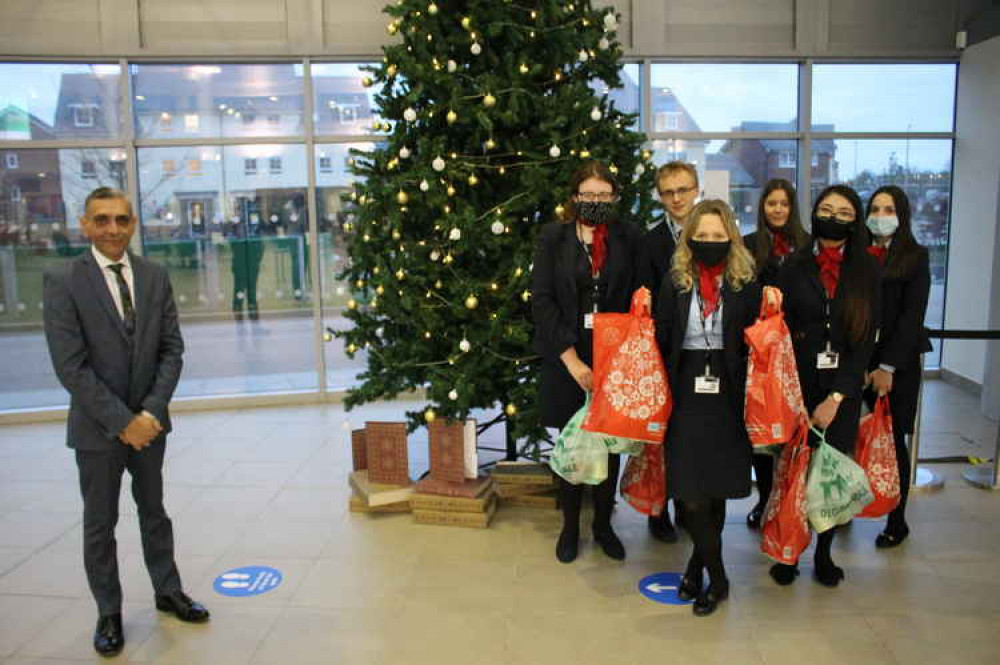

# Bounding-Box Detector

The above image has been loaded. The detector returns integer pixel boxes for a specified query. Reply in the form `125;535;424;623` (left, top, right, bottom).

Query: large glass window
812;64;957;133
0;63;122;141
650;64;799;133
311;63;384;137
0;148;128;410
131;64;306;139
137;144;316;396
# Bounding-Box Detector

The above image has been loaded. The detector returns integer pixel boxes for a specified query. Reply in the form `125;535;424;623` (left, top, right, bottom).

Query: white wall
942;35;1000;397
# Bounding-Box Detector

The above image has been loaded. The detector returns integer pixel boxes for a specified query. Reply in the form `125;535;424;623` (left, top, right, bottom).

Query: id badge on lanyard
695;364;721;394
816;300;839;369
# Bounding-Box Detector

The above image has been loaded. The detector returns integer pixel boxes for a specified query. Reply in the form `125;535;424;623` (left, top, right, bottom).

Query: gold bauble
465;295;479;309
468;174;478;186
446;109;458;124
425;408;436;423
521;290;531;302
347;343;358;354
483;93;496;108
362;76;373;87
386;64;397;77
505;403;517;416
395;269;405;280
347;298;358;309
580;150;591;158
519;63;529;74
396;190;409;205
447;185;456;196
485;138;496;150
555;204;565;216
375;285;384;295
461;16;471;29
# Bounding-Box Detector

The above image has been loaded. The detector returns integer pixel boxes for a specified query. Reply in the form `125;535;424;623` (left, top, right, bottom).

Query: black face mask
576;201;617;226
812;213;854;241
688;239;731;267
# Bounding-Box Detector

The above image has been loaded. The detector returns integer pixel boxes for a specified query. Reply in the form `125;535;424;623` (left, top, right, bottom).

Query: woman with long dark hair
743;179;809;528
864;185;932;548
655;199;763;616
772;184;881;587
532;161;643;564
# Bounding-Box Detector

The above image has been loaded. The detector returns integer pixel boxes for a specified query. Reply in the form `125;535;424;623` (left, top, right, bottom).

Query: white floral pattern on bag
599;320;669;420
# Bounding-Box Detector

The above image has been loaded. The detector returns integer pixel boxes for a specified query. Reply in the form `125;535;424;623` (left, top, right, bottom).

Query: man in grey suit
43;187;209;657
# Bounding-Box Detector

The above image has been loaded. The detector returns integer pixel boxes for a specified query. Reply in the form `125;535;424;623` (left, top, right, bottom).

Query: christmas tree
336;0;657;452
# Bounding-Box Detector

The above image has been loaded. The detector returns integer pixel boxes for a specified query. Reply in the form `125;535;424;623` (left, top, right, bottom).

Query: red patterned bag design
760;428;812;564
620;443;666;517
583;287;672;444
856;395;901;518
744;287;808;446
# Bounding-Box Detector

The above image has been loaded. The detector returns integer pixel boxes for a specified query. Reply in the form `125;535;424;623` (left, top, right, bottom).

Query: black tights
679;498;728;589
559;453;621;534
751;453;774;509
887;428;912;532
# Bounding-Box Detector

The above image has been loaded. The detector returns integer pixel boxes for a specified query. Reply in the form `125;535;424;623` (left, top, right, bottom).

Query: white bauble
491;220;505;235
459;338;471;353
590;107;602;121
549;145;561;158
448;389;458;401
399;146;411;159
598;37;610;50
470;42;482;55
403;107;417;122
635;163;646;175
449;227;462;241
432;156;446;171
578;50;589;62
419;179;430;192
447;59;458;72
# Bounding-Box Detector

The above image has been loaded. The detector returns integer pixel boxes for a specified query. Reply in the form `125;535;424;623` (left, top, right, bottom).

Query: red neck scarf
697;262;725;317
582;221;608;277
772;231;792;257
867;244;888;265
816;245;845;299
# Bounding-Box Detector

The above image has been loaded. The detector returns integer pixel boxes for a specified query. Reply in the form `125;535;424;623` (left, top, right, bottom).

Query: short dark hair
84;187;133;217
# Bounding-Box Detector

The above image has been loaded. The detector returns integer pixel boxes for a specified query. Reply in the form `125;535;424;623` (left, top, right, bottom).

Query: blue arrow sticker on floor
638;572;691;605
214;566;283;597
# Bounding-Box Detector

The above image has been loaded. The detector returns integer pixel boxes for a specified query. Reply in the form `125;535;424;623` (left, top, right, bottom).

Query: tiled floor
1;381;998;664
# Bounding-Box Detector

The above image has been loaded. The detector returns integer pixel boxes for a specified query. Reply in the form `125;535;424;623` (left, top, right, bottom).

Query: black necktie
108;263;136;336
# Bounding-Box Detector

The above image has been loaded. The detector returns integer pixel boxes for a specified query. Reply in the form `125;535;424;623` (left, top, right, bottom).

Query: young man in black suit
43;187;209;657
639;161;700;543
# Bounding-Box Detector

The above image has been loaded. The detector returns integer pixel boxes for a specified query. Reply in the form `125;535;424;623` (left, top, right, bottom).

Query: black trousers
559;453;621;533
76;439;182;616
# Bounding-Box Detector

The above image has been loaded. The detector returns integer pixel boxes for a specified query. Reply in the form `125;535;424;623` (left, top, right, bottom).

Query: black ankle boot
693;583;729;617
556;529;579;563
769;563;800;586
813;559;845;587
592;526;626;561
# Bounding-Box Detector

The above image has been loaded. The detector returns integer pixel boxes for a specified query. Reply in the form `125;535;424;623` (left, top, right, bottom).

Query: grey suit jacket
43;250;184;451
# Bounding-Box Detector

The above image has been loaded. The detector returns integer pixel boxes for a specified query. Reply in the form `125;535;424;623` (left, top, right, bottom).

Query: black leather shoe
647;514;678;543
875;524;910;549
677;573;702;601
693;584;729;617
155;590;210;623
94;613;124;657
746;503;764;529
556;529;579;564
813;562;845;587
769;563;800;586
593;527;626;561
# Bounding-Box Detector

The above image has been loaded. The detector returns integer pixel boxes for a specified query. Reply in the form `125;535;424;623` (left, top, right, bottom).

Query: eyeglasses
575;192;619;203
817;204;856;222
660;186;696;200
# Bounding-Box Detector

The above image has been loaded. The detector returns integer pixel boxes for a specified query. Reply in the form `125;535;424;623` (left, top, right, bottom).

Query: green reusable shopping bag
805;427;875;533
550;396;644;486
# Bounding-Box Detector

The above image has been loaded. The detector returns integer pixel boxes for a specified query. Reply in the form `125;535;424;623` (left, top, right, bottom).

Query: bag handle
759;285;783;319
809;425;829;449
630;286;652;318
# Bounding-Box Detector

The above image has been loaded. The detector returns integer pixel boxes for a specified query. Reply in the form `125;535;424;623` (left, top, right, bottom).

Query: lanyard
694;288;719;375
577;225;601;312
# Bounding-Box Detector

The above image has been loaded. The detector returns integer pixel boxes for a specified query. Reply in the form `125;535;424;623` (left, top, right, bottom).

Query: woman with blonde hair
654;199;763;616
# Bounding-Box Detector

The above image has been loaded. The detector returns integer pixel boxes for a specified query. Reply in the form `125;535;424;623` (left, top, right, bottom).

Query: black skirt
666;350;752;501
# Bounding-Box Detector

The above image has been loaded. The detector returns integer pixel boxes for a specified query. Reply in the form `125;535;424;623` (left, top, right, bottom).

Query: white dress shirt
682;290;724;350
91;245;136;321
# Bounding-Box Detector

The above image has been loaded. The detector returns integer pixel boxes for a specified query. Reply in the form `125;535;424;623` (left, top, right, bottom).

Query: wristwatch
829;392;844;404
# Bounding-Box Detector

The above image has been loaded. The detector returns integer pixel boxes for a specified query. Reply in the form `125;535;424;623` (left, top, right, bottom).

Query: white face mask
866;214;899;238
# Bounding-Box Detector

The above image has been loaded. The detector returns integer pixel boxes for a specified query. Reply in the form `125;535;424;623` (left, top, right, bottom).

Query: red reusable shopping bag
744;287;808;446
620;443;666;517
760;427;813;564
583;287;671;444
856;395;902;518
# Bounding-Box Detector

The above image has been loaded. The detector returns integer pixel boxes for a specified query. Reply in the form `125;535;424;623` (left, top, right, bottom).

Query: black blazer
638;220;677;307
654;275;762;416
872;245;933;372
43;250;184;451
743;230;797;287
776;245;881;407
531;220;643;428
